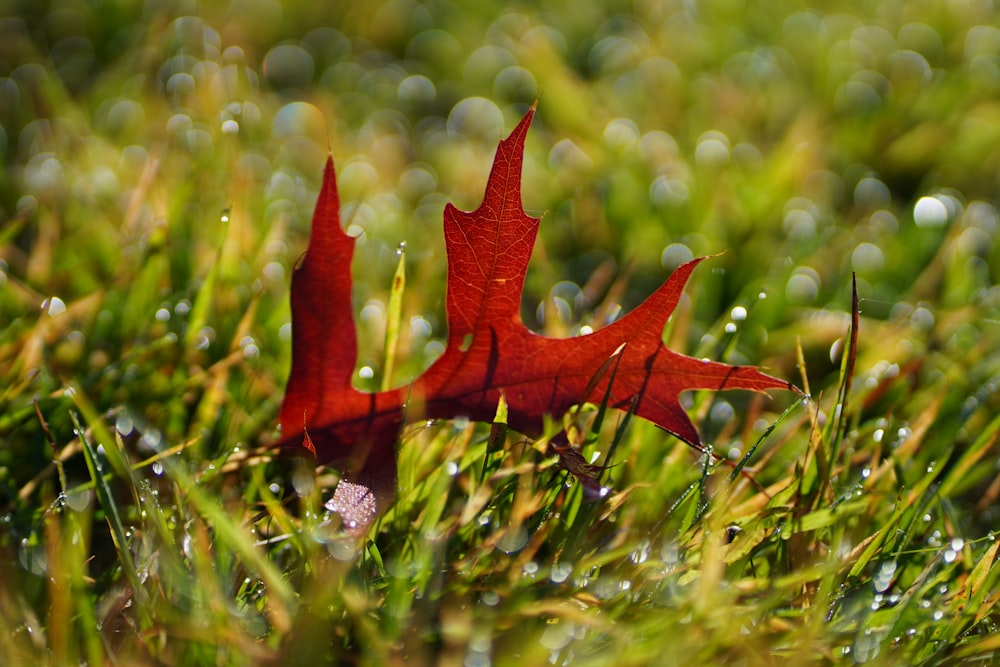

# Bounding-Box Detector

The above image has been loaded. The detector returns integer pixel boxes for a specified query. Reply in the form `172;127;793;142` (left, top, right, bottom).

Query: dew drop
139;429;162;452
630;540;651;564
116;415;135;437
42;296;67;316
914;196;948;228
495;526;529;554
263;261;285;282
874;560;896;592
328;537;359;561
65;489;93;512
292;467;314;496
660;540;679;565
550;562;572;583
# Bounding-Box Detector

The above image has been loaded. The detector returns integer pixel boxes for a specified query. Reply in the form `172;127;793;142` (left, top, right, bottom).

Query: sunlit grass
2;1;1000;665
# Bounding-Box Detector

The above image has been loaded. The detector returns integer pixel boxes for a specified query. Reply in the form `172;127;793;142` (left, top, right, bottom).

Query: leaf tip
301;422;317;457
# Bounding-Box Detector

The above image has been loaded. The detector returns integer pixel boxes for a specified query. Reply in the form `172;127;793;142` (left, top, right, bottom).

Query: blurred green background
4;0;1000;470
2;0;1000;663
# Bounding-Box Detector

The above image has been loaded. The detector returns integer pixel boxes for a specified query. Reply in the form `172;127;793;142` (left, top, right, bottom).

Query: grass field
2;1;1000;664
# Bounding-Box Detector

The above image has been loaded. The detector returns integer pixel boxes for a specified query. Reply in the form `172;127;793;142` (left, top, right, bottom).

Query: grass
2;0;1000;664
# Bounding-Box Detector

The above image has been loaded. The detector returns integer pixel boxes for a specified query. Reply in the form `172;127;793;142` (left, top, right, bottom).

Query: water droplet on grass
292;468;314;496
116;415;134;436
263;261;285;283
19;538;47;575
710;401;734;423
786;268;820;304
914;195;948;227
660;243;694;270
695;130;730;167
139;429;162;452
328;537;358;561
630;540;651;564
42;296;66;316
550;562;572;583
852;242;884;273
660;540;679;565
874;561;896;592
496;526;528;554
65;489;93;512
539;621;574;651
195;330;212;350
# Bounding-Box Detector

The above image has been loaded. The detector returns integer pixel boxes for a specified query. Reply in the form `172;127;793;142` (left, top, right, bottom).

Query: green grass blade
161;455;297;631
71;410;145;599
382;243;406;392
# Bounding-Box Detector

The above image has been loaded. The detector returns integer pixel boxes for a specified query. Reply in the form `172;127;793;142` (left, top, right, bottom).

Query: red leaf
279;103;796;533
